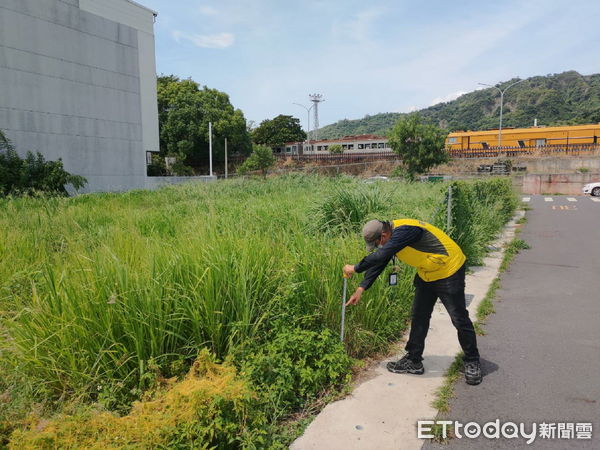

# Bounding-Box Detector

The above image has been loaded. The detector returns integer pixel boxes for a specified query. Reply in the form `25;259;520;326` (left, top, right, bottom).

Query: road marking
591;197;600;202
522;197;531;202
544;197;553;202
567;198;577;202
552;205;577;210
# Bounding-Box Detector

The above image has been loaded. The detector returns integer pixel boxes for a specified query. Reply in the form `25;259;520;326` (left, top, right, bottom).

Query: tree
237;144;276;178
388;113;449;179
157;75;252;171
0;130;9;149
0;130;87;196
328;144;343;154
252;115;306;147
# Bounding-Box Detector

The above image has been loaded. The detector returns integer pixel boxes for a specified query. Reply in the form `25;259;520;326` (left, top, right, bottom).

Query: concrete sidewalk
291;213;524;450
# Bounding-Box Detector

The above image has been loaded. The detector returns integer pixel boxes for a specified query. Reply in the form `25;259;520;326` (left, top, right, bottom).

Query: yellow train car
445;123;600;151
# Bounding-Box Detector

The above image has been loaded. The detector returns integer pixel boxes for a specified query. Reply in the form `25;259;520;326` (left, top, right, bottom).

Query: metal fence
448;143;600;158
230;151;400;164
228;143;600;167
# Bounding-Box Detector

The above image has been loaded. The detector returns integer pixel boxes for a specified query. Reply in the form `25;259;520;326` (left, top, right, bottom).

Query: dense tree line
156;75;252;174
251;115;306;147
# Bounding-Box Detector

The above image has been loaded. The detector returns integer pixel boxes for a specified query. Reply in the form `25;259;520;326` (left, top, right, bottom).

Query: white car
582;182;600;197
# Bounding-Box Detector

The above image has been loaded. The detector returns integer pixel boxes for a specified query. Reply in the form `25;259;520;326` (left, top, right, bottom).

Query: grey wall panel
0;68;142;123
0;0;157;192
1;0;137;47
0;7;139;79
0;46;141;94
0;107;142;143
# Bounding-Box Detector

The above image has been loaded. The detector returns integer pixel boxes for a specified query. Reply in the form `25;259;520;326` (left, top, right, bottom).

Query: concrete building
0;0;160;192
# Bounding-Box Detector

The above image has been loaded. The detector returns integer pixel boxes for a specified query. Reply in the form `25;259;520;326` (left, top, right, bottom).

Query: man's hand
343;264;356;278
346;287;364;306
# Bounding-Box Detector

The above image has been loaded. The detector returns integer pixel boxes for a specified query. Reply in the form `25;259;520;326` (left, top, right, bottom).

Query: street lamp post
293;102;314;152
478;79;526;148
208;121;213;176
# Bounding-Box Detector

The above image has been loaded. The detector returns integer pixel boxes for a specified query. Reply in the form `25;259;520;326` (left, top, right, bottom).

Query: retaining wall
521;173;600;195
144;176;217;190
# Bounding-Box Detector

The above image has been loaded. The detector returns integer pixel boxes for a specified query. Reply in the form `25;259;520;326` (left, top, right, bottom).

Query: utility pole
208;121;213;176
478;79;526;147
224;137;228;179
309;94;324;141
293;102;314;149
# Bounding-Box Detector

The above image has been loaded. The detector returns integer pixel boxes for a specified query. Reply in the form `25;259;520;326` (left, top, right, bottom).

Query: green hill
318;71;600;139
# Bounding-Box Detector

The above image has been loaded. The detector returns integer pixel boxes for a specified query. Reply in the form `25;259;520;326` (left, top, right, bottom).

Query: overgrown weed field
0;174;517;448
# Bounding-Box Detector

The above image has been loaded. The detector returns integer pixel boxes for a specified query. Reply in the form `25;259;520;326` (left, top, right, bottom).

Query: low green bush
241;328;352;416
0;132;86;196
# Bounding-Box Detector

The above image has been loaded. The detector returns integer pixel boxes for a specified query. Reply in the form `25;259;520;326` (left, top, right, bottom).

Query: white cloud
198;6;218;16
331;8;385;46
172;31;235;49
430;91;467;106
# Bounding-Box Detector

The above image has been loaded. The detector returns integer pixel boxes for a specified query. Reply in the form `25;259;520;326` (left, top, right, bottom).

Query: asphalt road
425;195;600;449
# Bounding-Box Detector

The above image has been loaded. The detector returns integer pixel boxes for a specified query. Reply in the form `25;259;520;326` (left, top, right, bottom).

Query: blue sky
142;0;600;129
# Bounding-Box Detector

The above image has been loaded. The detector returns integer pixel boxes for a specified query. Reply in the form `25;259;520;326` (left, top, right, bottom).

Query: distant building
446;123;600;150
0;0;160;192
273;134;391;155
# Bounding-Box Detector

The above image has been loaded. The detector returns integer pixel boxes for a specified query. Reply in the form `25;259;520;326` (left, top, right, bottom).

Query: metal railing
447;143;600;158
230;151;400;164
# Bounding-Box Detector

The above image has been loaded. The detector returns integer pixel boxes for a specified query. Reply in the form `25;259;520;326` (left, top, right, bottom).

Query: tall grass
0;175;517;445
1;176;445;402
449;178;519;265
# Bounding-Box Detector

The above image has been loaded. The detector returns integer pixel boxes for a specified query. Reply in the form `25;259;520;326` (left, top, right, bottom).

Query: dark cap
362;220;384;252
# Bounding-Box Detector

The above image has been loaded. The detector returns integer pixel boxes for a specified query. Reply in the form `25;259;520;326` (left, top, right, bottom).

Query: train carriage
445;123;600;156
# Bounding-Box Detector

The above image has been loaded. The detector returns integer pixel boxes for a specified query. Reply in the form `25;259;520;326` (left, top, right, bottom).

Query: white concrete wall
80;0;159;154
79;0;156;34
136;30;160;154
0;0;160;192
145;176;217;190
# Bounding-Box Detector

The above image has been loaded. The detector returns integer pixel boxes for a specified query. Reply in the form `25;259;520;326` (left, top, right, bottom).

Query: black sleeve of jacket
354;225;423;290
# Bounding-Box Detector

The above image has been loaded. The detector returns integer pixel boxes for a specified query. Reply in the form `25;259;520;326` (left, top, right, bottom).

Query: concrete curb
290;211;526;450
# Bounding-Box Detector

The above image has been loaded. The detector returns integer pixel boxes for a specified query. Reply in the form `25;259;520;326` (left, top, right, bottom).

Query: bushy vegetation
0;175;517;447
0;131;86;196
157;75;252;172
318;71;600;139
237;144;277;177
449;178;519;265
388;114;449;179
310;185;390;233
252;115;306;147
328;144;343;154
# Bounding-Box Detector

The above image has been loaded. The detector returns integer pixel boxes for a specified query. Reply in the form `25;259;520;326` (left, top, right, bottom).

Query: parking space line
567;198;577;202
544;197;553;202
522;197;531;202
591;198;600;202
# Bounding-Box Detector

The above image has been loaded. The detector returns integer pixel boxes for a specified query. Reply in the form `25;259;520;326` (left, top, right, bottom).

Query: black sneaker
386;355;424;375
464;361;482;385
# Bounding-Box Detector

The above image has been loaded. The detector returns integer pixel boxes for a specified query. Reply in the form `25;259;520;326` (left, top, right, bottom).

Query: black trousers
405;264;480;363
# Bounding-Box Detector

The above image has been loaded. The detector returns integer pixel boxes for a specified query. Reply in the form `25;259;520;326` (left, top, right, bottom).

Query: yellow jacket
392;219;465;281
